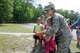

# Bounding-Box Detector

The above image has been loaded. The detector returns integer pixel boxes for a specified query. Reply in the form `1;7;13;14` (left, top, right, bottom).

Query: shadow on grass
75;52;80;53
0;24;4;26
0;24;7;26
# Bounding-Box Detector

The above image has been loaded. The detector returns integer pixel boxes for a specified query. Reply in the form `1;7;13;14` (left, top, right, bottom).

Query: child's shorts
33;35;40;40
76;30;80;36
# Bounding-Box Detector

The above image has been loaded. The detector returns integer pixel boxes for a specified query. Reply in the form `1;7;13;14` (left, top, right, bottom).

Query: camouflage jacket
45;13;72;41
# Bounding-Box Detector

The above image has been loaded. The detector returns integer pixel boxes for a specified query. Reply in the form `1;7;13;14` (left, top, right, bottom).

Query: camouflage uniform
45;13;73;53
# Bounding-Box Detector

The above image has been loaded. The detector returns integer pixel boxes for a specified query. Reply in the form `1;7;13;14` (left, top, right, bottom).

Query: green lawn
0;34;80;53
0;34;33;53
70;40;80;53
0;24;32;33
0;35;25;53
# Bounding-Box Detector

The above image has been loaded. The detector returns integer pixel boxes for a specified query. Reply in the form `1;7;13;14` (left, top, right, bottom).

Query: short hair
47;18;53;25
37;17;41;20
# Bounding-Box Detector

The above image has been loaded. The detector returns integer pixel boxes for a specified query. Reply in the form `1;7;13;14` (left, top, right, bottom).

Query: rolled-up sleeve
45;17;60;36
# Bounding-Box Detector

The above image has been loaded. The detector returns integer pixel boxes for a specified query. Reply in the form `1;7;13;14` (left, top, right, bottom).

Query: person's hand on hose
36;31;45;37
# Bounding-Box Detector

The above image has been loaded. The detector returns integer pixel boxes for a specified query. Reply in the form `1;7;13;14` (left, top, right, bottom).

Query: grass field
0;34;33;53
0;24;80;53
0;34;80;53
70;40;80;53
0;24;33;33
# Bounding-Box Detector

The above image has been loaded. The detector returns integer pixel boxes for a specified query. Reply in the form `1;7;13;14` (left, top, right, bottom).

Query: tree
12;0;34;23
13;0;22;23
0;1;79;23
32;4;44;22
0;0;13;23
56;9;80;22
69;10;79;22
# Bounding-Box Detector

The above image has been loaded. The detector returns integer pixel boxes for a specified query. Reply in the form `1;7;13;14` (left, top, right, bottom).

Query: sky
33;0;80;13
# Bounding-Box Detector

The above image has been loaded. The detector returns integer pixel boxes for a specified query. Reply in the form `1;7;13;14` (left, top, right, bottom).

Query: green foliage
0;0;13;23
32;4;44;22
0;0;80;23
13;0;25;23
56;9;79;22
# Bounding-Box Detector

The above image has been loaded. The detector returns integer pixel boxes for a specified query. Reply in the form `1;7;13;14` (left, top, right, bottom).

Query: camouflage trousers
34;44;41;53
56;35;72;53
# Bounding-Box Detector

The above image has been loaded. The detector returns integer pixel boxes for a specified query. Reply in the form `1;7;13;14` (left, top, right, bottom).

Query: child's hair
67;19;71;26
47;18;53;26
36;17;41;21
69;20;72;25
37;17;41;20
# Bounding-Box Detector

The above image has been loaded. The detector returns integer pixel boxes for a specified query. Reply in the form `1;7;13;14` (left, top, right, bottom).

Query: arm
76;26;79;30
41;26;43;31
71;18;80;29
45;17;60;36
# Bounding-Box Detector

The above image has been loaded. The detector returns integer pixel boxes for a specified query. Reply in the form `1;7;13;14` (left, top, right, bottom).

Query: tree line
0;0;80;23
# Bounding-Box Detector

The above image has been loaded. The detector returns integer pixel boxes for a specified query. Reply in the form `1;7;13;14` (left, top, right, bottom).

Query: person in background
40;15;46;48
76;25;80;48
66;19;72;27
66;19;72;53
41;15;45;25
32;17;43;52
71;18;80;48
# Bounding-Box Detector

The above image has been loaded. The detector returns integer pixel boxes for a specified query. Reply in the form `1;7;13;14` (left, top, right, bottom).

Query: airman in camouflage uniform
44;4;73;53
45;13;73;53
36;4;73;53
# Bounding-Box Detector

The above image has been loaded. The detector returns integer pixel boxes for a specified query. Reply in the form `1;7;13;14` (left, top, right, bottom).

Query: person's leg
45;41;49;53
34;37;42;53
39;39;42;49
56;42;70;53
76;30;80;46
32;35;37;51
77;35;79;44
67;48;72;53
34;39;37;48
33;35;37;47
76;35;80;47
56;35;72;53
78;36;80;46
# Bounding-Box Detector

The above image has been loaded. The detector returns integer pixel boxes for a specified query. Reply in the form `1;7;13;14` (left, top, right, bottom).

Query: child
32;17;43;52
36;17;56;53
40;15;46;48
45;17;56;53
66;19;72;53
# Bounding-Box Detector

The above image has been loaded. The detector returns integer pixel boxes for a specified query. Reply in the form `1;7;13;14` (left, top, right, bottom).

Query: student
66;19;72;53
32;17;43;52
45;17;56;53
